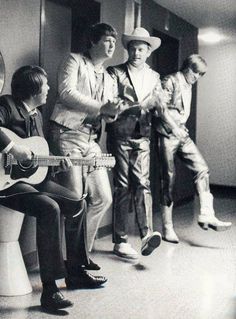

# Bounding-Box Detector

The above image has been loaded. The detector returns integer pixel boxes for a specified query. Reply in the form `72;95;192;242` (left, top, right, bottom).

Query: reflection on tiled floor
0;193;236;319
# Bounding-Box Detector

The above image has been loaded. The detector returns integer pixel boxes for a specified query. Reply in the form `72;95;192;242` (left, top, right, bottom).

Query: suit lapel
16;101;31;136
84;55;96;98
177;72;190;110
126;66;139;101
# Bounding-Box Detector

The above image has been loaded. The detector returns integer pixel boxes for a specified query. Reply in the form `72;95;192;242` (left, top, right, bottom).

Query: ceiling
153;0;236;40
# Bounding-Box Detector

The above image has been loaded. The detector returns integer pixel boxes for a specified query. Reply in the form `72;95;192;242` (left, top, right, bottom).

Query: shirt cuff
2;141;15;154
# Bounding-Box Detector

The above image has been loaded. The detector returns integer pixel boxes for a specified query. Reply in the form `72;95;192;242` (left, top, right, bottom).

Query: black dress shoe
40;290;73;310
85;258;101;271
65;271;107;289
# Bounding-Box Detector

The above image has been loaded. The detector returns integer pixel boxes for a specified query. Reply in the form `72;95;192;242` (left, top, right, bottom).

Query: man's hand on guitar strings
10;144;32;161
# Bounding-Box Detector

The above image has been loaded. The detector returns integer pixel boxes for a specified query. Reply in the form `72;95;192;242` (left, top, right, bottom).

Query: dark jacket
106;63;163;139
0;95;44;151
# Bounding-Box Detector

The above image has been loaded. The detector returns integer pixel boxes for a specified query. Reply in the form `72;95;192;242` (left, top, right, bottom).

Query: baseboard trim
210;184;236;191
210;184;236;198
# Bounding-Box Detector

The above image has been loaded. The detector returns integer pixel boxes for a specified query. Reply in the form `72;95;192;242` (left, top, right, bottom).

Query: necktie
30;113;43;136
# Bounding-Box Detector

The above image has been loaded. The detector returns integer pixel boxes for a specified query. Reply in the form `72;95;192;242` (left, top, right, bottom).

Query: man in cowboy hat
106;27;185;259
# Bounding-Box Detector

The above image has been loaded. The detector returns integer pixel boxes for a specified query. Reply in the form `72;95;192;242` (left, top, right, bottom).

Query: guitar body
0;128;49;190
0;128;115;191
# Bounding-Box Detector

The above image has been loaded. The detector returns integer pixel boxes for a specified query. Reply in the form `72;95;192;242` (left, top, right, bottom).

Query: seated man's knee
39;196;61;220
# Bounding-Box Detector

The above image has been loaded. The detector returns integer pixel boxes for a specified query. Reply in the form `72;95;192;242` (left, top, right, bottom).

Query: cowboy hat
122;27;161;51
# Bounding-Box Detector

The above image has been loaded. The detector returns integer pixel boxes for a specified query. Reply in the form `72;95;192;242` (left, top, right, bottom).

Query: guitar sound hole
18;159;34;170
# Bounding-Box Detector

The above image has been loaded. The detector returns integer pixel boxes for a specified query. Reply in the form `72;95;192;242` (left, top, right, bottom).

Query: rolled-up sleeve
58;54;101;115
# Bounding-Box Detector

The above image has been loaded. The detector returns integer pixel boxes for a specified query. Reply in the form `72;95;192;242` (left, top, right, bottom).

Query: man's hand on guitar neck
58;157;73;173
9;144;32;161
51;156;73;178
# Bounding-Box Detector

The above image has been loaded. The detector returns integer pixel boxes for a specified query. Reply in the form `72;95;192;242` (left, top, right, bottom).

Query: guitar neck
11;155;95;167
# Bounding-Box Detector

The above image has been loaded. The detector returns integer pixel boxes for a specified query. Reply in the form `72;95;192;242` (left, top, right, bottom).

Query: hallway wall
198;40;236;187
0;0;41;266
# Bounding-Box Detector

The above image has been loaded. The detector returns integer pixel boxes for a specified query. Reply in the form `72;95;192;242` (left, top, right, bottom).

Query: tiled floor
0;193;236;319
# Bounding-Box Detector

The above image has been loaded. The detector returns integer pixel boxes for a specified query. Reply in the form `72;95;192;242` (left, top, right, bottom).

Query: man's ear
147;47;152;58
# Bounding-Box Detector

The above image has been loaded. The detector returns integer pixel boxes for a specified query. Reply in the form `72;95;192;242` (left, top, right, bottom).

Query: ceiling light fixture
198;29;226;44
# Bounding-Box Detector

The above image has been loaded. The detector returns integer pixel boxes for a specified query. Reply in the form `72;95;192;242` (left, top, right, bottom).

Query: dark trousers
158;134;209;207
0;179;89;282
107;136;153;243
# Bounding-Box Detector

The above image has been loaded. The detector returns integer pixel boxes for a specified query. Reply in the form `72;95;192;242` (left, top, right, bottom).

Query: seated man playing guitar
0;66;107;311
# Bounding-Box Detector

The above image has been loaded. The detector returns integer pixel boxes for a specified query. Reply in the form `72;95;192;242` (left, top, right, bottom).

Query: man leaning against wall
49;23;120;270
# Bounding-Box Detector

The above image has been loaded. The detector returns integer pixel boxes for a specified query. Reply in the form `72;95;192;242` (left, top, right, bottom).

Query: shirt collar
127;62;149;74
83;51;105;74
179;71;192;90
22;101;38;116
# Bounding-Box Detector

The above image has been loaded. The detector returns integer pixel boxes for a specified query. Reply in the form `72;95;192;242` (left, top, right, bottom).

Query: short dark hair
87;23;117;49
181;54;207;75
11;65;47;101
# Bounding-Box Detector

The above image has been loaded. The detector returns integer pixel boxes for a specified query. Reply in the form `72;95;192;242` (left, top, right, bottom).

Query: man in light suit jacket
106;27;184;259
49;23;119;267
155;54;232;244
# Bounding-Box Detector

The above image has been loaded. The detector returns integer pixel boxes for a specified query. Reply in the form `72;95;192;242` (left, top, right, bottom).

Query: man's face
184;68;203;85
33;76;49;107
93;35;116;59
127;41;151;68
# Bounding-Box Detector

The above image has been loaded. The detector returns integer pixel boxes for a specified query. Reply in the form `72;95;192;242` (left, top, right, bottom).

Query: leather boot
198;192;232;231
161;204;179;244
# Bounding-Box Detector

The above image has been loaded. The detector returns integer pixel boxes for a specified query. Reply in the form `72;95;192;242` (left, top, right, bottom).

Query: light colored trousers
50;123;112;252
158;134;209;207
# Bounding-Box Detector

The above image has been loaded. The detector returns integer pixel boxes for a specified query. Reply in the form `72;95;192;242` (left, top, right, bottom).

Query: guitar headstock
94;153;116;169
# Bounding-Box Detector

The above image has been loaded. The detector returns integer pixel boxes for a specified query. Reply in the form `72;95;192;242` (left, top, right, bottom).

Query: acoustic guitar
0;127;115;191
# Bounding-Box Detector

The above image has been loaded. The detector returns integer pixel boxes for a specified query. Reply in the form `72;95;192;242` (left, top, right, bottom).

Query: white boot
161;204;179;244
198;192;232;231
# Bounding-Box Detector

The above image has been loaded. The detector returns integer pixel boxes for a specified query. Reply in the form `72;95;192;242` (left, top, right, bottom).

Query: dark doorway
152;29;179;78
150;30;180;211
71;0;100;53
